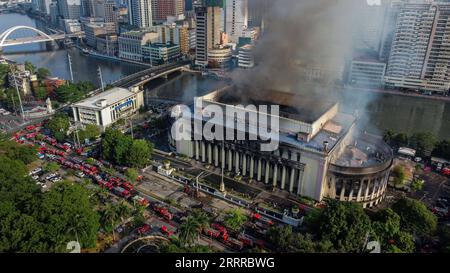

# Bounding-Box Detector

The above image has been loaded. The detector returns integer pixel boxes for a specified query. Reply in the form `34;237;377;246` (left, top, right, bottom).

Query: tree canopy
391;197;437;238
316;200;371;252
46;113;70;142
101;129;153;167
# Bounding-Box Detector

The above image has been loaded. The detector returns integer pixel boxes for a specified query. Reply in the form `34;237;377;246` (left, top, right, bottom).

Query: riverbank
73;45;151;68
345;85;450;103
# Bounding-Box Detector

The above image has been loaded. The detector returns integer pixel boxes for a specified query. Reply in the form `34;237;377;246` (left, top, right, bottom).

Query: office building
142;42;181;65
118;30;159;61
84;22;116;47
72;87;144;129
128;0;153;28
154;23;190;54
195;0;223;67
58;0;82;19
96;34;118;56
151;0;184;22
349;58;387;87
385;2;450;93
224;0;248;43
237;44;254;68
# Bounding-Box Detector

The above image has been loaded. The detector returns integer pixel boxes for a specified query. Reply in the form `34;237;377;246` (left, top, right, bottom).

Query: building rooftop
74;87;136;110
212;87;337;124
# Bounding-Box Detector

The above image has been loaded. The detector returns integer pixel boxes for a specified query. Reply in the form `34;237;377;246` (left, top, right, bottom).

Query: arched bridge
0;26;84;48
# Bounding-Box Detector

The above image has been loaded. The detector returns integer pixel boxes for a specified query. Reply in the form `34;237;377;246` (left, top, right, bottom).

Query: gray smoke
232;0;366;98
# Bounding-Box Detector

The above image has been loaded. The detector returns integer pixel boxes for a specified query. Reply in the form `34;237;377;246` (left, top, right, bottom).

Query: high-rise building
378;0;403;61
152;0;184;22
128;0;153;28
90;0;118;23
50;2;59;24
58;0;82;19
224;0;247;43
155;23;190;55
247;0;269;28
385;2;450;93
195;0;222;67
32;0;53;14
353;0;386;51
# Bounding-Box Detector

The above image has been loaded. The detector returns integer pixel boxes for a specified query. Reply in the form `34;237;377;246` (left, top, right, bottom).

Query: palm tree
178;216;200;247
191;209;210;244
117;201;131;226
102;203;119;239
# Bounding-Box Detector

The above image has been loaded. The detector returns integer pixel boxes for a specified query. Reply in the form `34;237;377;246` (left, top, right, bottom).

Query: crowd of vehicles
12;121;278;252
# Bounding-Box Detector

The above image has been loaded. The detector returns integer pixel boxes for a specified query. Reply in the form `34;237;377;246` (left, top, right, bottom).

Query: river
1;13;449;140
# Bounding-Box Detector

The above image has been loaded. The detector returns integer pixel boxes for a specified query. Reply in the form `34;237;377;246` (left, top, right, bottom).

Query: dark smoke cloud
231;0;365;97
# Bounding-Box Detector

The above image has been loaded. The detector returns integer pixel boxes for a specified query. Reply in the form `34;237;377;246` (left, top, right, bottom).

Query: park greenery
75;124;101;144
0;153;100;252
223;208;248;232
55;81;95;103
177;209;210;247
266;199;440;253
125;168;139;183
384;129;449;159
392;165;406;185
46;113;70;142
101;128;154;168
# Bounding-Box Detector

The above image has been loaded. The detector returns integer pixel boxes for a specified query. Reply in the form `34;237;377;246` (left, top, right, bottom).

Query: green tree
178;216;200;247
77;124;100;143
44;162;60;173
392;198;437;238
101;128;132;166
317;199;371;252
266;225;294;252
34;86;48;100
410;132;437;157
101;203;119;238
223;208;247;232
46;113;70;142
392;165;406;186
55;83;83;103
39;181;100;251
0;140;38;164
24;61;36;74
126;139;153;168
36;67;50;80
125;168;138;182
432;140;450;161
393;133;409;147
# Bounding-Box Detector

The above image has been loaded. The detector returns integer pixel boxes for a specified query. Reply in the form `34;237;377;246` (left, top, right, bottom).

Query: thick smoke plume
232;0;365;98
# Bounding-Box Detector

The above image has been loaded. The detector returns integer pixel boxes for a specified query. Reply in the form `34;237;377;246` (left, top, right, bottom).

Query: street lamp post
12;71;25;123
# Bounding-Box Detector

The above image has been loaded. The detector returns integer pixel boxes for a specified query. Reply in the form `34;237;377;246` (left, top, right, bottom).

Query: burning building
169;86;393;208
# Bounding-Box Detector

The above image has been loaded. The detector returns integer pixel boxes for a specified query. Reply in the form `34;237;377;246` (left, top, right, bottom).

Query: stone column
272;164;278;187
195;141;200;160
257;159;262;181
281;166;287;190
297;170;304;195
289;168;295;193
357;180;364;201
221;145;226;169
214;144;219;167
242;154;247;176
228;149;233;171
207;143;212;164
265;161;270;184
249;156;254;179
235;151;240;173
201;141;206;162
365;179;371;200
